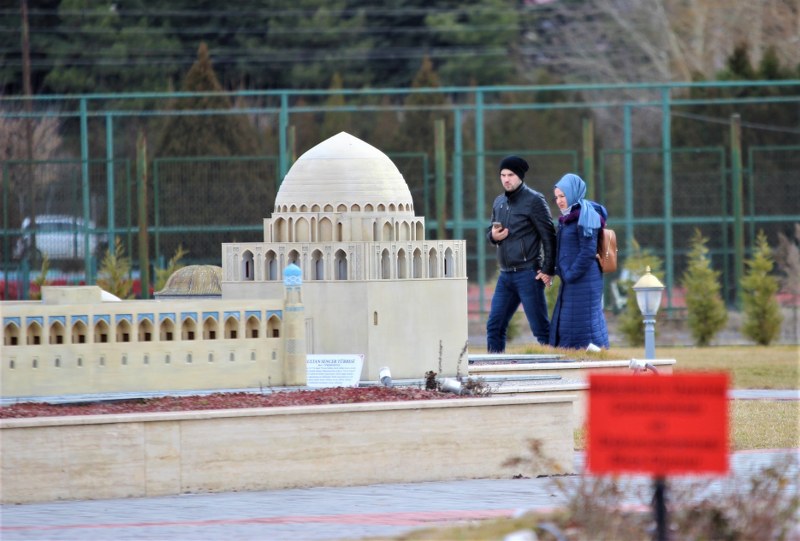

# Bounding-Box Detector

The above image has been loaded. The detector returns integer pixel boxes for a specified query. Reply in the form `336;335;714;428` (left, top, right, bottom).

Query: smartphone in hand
492;222;503;230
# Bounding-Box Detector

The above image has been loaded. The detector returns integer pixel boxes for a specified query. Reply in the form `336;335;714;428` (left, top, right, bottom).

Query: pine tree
366;94;403;153
402;56;447;151
154;42;266;259
740;230;783;345
616;239;664;346
320;73;354;139
683;229;728;346
30;255;51;301
157;43;260;158
96;237;134;299
154;245;189;293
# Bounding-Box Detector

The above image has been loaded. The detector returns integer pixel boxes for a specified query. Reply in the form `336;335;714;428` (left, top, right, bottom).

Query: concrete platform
1;394;577;504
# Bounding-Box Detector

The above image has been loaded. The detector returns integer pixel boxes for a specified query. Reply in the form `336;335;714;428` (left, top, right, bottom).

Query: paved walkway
2;449;798;541
729;389;800;400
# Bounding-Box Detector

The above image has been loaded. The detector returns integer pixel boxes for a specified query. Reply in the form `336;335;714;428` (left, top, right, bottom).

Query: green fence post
623;105;634;253
661;87;674;309
452;108;464;240
80;98;92;278
582;117;595;198
434;119;447;240
730;113;744;308
21;259;30;300
474;89;487;313
126;159;134;262
137;131;150;299
153;159;160;266
105;113;115;277
288;125;296;165
279;93;289;181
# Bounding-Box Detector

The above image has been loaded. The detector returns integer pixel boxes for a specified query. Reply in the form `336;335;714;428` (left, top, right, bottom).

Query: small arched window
138;318;154;342
224;316;238;339
311;250;324;280
160;318;175;341
94;319;110;343
335;249;348;280
203;317;217;340
381;249;391;279
71;320;88;344
428;249;439;278
242;250;255;281
245;316;260;338
182;317;197;340
4;321;20;346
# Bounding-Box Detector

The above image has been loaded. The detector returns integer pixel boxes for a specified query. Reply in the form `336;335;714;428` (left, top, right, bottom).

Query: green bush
153;244;188;293
741;230;783;345
616;239;664;346
683;229;727;346
96;237;134;299
30;254;50;301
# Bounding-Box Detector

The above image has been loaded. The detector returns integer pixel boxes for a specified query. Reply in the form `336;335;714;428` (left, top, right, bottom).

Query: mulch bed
0;386;467;419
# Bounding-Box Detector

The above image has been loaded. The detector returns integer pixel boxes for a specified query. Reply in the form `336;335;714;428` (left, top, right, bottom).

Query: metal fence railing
3;81;799;313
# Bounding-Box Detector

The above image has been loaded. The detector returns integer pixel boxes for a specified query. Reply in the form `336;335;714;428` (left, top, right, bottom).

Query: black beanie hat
499;155;529;180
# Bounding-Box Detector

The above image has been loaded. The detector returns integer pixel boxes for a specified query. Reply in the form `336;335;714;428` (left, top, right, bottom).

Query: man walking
486;155;556;352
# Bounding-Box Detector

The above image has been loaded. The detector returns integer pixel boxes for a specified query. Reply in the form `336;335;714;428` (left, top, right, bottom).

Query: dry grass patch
607;345;798;389
502;344;799;390
732;400;800;450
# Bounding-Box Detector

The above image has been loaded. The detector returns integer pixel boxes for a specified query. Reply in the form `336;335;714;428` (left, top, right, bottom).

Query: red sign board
587;372;729;476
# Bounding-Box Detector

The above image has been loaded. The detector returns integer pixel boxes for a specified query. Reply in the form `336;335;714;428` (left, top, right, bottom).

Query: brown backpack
597;227;618;273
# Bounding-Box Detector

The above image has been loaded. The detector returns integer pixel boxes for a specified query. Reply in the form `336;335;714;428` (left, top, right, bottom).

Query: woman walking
548;173;610;349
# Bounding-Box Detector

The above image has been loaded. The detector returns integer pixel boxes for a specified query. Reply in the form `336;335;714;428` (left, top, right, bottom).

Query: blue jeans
486;269;550;352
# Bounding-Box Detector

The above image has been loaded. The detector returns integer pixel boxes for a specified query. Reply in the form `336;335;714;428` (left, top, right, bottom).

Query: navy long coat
549;203;610;349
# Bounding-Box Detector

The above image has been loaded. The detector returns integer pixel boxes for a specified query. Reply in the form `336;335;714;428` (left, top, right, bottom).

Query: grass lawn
608;345;799;389
507;343;798;389
731;400;798;450
502;344;799;451
605;346;799;450
610;346;799;450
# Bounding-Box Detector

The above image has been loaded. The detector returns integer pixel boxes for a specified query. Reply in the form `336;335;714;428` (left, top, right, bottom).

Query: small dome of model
275;132;414;211
283;263;302;286
155;265;223;298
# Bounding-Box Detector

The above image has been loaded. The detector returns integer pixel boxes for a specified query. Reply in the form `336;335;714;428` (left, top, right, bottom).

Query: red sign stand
588;372;730;540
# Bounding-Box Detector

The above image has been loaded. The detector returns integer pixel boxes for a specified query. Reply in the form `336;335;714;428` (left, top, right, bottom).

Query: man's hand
491;223;508;241
536;271;553;287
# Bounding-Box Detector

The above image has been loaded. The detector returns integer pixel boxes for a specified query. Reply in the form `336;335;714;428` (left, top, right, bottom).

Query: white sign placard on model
306;354;365;388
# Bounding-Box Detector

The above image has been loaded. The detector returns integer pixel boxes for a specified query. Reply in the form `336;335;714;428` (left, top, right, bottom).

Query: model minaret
282;264;307;385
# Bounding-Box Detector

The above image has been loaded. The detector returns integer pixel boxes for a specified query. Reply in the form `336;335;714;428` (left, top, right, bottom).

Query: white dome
275;132;414;210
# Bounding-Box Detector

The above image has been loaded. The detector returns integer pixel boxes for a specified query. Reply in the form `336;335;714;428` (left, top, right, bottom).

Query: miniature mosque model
1;132;469;399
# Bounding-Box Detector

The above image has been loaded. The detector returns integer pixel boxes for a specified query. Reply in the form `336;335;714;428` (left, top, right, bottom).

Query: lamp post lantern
632;266;668;541
633;266;665;360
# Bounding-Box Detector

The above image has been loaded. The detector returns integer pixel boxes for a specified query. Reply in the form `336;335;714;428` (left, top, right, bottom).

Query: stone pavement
2;449;798;541
729;389;800;400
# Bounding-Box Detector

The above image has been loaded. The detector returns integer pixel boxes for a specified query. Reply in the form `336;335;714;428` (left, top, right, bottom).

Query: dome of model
274;132;414;211
283;263;302;286
155;265;223;298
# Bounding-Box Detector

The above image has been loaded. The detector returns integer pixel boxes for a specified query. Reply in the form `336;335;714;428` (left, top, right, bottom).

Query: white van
13;215;107;261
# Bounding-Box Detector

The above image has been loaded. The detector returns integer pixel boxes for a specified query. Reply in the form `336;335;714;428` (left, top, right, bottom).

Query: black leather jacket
487;183;557;275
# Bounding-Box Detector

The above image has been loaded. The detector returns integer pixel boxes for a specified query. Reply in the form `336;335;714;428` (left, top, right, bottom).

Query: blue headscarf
555;173;601;237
